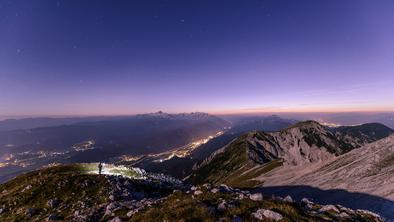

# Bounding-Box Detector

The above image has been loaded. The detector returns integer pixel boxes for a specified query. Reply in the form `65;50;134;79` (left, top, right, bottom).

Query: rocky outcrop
300;198;383;222
140;183;383;222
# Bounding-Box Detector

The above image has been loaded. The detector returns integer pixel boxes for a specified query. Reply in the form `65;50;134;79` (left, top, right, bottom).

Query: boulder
252;209;283;221
217;201;227;211
202;183;212;190
193;190;203;196
336;205;355;214
318;205;339;214
109;216;122;222
283;195;293;203
22;185;32;192
127;209;139;217
249;193;263;201
237;193;245;200
219;184;231;192
301;198;313;205
105;202;120;216
211;188;219;193
301;198;315;210
338;212;350;219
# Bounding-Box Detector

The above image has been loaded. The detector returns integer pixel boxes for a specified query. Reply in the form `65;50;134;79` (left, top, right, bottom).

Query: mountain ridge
189;121;393;187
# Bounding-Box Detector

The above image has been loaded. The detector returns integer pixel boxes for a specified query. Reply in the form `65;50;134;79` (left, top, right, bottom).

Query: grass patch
367;153;394;176
224;159;283;188
376;154;394;169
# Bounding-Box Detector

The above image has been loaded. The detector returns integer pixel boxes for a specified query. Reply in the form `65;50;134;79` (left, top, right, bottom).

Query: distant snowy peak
137;111;213;120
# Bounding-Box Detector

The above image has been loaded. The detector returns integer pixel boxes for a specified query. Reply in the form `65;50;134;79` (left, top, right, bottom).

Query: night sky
1;0;394;116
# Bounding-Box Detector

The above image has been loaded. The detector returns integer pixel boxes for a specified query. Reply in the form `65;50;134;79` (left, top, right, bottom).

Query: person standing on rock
98;162;103;175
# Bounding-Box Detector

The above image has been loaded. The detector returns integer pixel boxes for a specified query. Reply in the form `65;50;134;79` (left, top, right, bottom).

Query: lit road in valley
120;131;225;163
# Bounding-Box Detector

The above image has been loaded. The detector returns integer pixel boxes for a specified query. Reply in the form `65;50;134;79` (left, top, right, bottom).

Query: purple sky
1;0;394;116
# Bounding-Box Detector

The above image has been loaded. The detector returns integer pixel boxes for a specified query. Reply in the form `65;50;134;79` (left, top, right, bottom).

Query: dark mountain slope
332;123;394;147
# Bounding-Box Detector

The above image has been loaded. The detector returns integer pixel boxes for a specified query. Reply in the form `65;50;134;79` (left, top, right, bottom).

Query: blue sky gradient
1;0;394;116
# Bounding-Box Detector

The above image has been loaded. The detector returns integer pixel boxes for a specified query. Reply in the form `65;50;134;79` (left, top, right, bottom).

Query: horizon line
1;109;394;120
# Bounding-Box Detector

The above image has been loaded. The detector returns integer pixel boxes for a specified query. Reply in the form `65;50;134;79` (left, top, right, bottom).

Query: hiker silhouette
98;162;103;175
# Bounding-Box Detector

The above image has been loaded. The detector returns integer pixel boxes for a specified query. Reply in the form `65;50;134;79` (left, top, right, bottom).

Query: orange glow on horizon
2;105;394;118
209;106;394;115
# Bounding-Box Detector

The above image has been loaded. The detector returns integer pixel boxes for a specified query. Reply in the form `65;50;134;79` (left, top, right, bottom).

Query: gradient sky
1;0;394;116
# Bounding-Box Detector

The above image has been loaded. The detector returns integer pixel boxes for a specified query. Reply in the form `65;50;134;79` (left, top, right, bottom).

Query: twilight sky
1;0;394;116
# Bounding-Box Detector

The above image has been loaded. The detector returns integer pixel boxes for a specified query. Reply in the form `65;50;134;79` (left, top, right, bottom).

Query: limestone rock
252;209;283;221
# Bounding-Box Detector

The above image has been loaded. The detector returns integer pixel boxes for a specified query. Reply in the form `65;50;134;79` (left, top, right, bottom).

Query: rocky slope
0;164;181;221
189;121;393;187
132;184;383;222
293;134;394;193
0;164;383;222
285;135;394;219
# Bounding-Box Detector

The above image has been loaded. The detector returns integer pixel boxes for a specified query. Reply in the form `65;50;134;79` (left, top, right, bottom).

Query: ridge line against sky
0;0;393;116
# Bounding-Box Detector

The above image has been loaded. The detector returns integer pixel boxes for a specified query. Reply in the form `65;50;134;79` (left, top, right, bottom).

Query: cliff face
258;135;394;220
292;135;394;198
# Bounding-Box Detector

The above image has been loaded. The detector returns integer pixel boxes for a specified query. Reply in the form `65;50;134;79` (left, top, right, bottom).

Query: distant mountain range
0;112;223;132
0;112;229;183
0;112;229;156
0;116;127;132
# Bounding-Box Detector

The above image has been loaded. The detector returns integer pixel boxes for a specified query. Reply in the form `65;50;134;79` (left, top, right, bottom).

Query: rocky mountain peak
190;120;393;188
137;111;215;121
